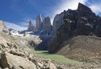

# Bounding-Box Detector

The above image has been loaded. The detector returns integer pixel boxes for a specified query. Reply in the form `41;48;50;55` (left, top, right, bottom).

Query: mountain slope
58;36;101;61
48;3;101;53
48;3;101;62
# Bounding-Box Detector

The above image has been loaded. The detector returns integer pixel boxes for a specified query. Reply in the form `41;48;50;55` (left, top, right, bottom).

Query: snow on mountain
5;22;27;31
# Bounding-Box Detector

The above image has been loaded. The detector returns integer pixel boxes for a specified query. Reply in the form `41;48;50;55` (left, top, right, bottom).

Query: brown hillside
58;36;101;61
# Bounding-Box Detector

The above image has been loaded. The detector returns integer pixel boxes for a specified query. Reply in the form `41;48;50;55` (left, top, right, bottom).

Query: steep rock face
35;15;43;32
21;16;44;34
36;17;53;50
53;11;65;32
48;3;101;53
77;3;93;14
43;17;52;33
27;21;35;31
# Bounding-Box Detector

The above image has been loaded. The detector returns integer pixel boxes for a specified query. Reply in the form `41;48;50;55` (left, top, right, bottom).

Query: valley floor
35;50;80;64
35;50;101;69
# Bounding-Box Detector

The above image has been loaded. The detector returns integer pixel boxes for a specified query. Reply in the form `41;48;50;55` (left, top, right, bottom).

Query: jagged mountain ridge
27;16;52;34
25;16;53;50
20;3;101;52
48;3;101;54
1;2;101;69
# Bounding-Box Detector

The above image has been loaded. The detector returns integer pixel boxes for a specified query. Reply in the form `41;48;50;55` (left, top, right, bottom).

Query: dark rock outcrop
53;11;65;32
36;17;53;50
35;15;43;32
48;3;101;53
21;16;53;50
43;17;52;34
27;21;35;31
77;3;93;14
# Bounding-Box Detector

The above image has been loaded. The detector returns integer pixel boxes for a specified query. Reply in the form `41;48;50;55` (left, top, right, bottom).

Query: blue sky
0;0;101;30
0;0;61;23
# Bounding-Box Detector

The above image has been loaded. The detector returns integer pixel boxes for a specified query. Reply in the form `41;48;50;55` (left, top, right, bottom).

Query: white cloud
3;17;36;31
55;0;87;14
21;17;36;27
90;4;101;14
5;22;27;31
51;0;87;22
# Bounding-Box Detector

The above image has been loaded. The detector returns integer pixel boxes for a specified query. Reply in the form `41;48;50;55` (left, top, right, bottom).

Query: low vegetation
35;50;80;64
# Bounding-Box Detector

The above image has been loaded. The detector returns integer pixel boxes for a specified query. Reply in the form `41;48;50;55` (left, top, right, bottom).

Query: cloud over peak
5;22;27;31
54;0;87;14
51;0;88;22
89;3;101;15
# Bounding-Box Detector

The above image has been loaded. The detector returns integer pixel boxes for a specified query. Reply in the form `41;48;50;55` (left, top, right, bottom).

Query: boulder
0;52;36;69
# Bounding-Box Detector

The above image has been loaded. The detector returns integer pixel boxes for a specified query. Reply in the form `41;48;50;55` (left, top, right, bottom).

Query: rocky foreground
1;32;101;69
0;32;58;69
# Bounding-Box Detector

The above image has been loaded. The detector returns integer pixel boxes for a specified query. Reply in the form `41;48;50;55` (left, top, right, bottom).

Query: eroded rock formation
48;3;101;54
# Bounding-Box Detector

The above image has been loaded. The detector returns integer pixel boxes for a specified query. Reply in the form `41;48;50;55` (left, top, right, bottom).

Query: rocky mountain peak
28;20;34;31
35;15;43;32
43;16;52;33
48;3;101;53
43;17;50;23
77;3;93;14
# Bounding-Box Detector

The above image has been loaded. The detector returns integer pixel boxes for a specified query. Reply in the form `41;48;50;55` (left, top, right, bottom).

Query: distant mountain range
1;3;101;55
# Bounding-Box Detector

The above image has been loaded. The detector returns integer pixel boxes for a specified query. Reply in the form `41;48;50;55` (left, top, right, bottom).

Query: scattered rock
0;31;57;69
0;52;36;69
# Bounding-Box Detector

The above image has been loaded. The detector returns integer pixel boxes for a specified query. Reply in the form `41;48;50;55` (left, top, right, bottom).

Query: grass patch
35;50;80;64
